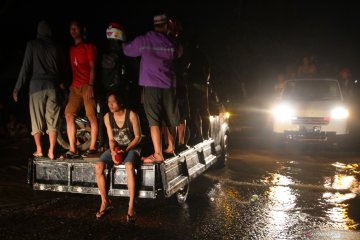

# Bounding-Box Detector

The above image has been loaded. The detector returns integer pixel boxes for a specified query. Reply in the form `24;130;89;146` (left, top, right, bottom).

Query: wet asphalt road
1;128;360;240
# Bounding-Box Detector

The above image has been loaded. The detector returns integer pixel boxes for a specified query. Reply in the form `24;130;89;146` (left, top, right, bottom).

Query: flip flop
142;154;164;164
95;202;114;219
33;152;43;158
65;151;80;159
126;212;137;224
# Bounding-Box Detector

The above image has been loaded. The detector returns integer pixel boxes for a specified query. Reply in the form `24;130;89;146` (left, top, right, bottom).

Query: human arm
125;111;142;152
104;113;117;162
86;44;97;99
13;42;33;102
122;35;145;57
86;60;96;99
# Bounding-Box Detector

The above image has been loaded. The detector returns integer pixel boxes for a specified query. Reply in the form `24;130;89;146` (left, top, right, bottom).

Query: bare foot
48;153;55;160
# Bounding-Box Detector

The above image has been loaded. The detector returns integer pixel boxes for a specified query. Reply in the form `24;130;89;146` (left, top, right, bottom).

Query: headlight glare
331;107;349;119
273;104;295;121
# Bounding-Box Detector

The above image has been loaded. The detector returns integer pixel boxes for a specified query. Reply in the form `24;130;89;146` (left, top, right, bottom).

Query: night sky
1;0;360;108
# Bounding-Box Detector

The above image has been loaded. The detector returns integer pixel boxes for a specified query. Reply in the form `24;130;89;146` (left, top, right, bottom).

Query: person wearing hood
13;20;65;160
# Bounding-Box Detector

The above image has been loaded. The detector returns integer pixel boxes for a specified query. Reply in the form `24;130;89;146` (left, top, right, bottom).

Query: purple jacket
123;31;180;88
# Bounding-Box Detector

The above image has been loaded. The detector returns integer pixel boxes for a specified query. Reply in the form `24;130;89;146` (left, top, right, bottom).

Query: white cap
106;22;126;41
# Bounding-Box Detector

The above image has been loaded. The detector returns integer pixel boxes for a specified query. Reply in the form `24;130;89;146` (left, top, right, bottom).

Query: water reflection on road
201;147;360;239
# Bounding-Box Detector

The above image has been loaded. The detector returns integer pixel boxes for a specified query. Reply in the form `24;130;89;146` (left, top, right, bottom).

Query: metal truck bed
28;139;220;199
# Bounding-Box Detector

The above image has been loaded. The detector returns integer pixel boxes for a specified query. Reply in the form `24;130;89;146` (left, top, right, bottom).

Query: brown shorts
64;85;96;118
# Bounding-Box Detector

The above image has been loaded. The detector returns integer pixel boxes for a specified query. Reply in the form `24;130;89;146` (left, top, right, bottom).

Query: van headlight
273;103;295;121
331;107;349;119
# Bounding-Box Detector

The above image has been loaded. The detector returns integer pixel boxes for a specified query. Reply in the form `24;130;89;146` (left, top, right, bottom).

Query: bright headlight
331;107;349;119
273;103;295;121
225;112;230;119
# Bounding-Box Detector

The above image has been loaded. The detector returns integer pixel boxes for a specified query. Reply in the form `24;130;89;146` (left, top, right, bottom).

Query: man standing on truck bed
65;20;98;158
13;20;64;160
122;13;181;163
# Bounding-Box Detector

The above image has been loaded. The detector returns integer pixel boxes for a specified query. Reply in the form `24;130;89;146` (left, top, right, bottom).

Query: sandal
65;151;80;159
126;212;137;224
81;149;98;157
141;154;164;164
163;151;176;159
95;202;113;219
33;152;43;158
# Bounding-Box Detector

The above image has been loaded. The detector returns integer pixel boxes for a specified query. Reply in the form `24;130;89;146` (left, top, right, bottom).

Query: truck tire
176;182;190;204
217;132;229;167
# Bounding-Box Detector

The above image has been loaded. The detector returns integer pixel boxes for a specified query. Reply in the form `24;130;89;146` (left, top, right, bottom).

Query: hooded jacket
14;21;64;95
123;31;181;88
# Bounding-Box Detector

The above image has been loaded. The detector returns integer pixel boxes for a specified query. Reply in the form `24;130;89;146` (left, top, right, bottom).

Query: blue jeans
99;148;140;166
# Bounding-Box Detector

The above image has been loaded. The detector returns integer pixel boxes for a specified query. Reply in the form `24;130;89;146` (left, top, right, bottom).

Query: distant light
355;80;358;84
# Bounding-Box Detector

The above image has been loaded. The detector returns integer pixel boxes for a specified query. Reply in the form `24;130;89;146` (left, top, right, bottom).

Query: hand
111;149;116;162
13;91;18;102
59;83;66;90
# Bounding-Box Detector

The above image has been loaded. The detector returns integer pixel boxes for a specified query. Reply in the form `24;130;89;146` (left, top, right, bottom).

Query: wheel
56;116;91;151
217;132;229;167
176;182;190;204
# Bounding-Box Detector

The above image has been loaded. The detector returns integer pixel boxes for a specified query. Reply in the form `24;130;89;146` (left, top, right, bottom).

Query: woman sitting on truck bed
95;92;141;222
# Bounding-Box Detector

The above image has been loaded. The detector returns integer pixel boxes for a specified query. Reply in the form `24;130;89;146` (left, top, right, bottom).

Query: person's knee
87;114;97;125
125;162;134;173
65;113;74;122
95;163;105;175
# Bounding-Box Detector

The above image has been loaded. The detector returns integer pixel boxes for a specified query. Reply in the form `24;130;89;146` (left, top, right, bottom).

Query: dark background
1;0;360;124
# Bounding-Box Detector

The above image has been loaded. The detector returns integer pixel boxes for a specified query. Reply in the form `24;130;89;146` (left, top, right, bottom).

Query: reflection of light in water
323;192;357;204
326;205;358;229
332;162;358;170
322;162;359;229
266;174;297;233
323;175;356;190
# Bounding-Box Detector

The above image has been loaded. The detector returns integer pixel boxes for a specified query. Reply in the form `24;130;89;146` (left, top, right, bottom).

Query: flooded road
1;132;360;239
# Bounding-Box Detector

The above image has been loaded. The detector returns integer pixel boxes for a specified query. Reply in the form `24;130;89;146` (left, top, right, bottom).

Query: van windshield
282;80;341;101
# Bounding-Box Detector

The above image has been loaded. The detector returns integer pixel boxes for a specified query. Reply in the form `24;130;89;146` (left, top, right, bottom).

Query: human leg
48;130;57;160
162;88;179;154
64;87;83;154
95;150;113;218
45;90;60;159
125;162;136;217
33;132;42;156
164;126;176;155
143;87;164;162
65;113;77;153
29;91;47;156
175;120;190;153
123;149;139;222
178;121;185;145
149;126;163;160
87;114;98;151
83;86;98;151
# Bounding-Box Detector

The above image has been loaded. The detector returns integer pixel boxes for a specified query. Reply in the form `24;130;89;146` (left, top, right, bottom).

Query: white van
272;79;349;142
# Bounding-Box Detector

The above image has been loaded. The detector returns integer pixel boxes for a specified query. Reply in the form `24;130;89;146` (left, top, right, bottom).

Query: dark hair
107;91;125;106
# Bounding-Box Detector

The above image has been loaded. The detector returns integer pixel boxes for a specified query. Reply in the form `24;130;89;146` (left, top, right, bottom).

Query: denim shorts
99;148;140;166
